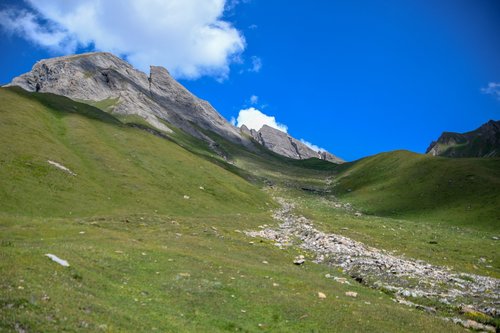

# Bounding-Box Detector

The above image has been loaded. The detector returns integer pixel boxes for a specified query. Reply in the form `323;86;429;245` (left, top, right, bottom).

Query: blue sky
1;0;499;161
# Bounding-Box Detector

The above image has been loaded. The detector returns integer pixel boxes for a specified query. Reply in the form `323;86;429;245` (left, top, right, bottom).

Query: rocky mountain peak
8;52;246;145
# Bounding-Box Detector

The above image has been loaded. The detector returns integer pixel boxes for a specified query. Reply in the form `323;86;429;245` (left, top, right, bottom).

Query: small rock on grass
294;255;305;265
345;291;358;297
318;292;327;299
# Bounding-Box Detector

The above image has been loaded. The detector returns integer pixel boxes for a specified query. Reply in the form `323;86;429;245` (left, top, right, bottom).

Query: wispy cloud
234;107;287;132
249;95;259;105
249;56;262;72
481;82;500;100
0;0;246;79
299;139;326;153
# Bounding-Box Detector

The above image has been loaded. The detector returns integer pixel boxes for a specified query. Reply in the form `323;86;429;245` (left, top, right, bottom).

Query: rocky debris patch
245;198;500;320
393;297;436;314
450;318;495;332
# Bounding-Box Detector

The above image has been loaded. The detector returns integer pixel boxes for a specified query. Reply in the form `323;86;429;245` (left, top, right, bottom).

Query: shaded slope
334;150;500;230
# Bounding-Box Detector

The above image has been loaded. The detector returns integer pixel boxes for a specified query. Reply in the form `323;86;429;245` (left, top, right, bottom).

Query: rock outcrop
7;52;247;146
240;124;344;163
426;120;500;157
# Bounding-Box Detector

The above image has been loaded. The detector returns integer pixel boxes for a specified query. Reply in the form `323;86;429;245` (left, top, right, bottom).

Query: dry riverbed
246;197;499;332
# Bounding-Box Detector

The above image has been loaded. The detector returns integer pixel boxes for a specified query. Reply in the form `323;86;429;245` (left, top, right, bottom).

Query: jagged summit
240;124;344;163
8;52;246;145
426;119;500;158
8;52;343;163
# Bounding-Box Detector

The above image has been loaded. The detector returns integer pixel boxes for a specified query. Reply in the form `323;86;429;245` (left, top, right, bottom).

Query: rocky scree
246;197;500;323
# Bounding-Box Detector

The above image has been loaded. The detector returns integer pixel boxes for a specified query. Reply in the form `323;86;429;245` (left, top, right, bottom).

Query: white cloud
249;56;262;72
235;107;288;133
299;139;326;153
0;9;76;53
249;95;258;104
481;82;500;100
0;0;246;79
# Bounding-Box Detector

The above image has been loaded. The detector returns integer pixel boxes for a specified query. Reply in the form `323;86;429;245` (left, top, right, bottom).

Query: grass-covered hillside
0;87;271;218
0;87;471;332
333;150;500;231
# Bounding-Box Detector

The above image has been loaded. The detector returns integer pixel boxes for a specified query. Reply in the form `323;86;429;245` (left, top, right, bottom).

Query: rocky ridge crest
426;120;500;157
240;124;344;163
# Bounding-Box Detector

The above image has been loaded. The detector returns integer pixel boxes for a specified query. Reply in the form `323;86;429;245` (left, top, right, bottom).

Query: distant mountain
7;52;342;163
240;124;344;163
426;120;500;157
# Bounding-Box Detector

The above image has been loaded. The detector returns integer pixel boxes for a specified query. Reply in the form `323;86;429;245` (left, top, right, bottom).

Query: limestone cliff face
8;52;247;145
426;120;500;157
241;125;344;164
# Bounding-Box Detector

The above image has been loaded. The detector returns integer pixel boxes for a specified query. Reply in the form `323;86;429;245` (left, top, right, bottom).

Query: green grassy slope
0;87;469;332
334;150;500;231
0;87;270;218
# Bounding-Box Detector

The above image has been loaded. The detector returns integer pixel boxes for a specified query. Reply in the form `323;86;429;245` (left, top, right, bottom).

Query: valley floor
1;188;498;332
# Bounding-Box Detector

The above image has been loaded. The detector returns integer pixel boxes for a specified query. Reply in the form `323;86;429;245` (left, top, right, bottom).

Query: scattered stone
345;291;358;298
183;195;190;199
273;283;279;287
79;231;85;234
199;186;205;190
293;255;305;265
492;236;499;240
354;212;362;217
452;318;495;332
262;260;269;264
318;292;327;299
45;254;70;267
334;277;350;285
